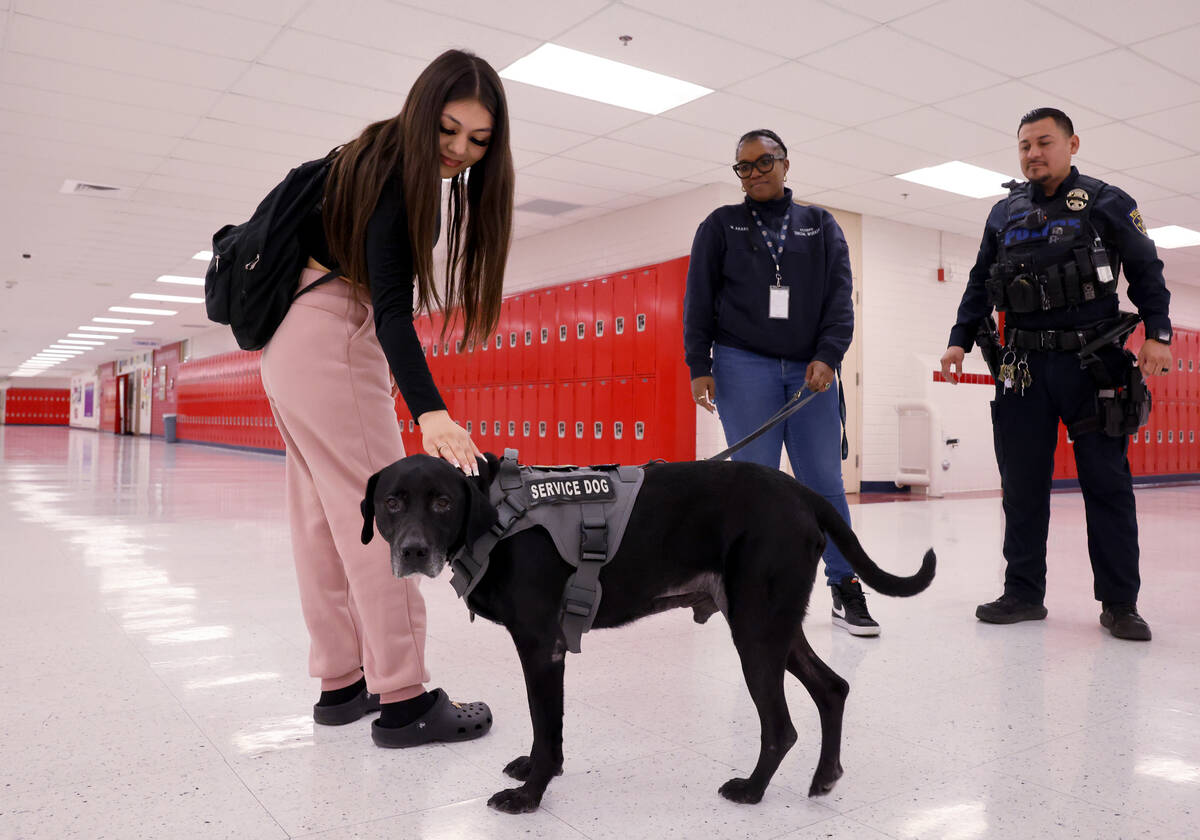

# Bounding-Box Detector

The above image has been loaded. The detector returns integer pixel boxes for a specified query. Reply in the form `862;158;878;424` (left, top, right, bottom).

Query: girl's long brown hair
323;49;513;344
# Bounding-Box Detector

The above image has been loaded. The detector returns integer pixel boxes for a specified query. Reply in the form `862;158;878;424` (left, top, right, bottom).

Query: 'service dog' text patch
526;473;615;505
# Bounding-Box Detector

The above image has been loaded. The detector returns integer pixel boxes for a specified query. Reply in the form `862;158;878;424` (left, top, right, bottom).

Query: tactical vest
986;175;1117;313
449;450;645;653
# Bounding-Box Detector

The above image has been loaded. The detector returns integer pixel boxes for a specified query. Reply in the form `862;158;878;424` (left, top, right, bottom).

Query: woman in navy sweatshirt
683;129;878;636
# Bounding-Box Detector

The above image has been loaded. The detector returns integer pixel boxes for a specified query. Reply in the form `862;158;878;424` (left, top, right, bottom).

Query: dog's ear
453;464;498;551
360;469;381;545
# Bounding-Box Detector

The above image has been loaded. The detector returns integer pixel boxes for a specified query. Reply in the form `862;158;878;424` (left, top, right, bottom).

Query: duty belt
1004;324;1106;352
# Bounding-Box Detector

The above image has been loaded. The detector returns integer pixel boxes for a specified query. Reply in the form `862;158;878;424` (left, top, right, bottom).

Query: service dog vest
987;175;1117;313
449;449;645;653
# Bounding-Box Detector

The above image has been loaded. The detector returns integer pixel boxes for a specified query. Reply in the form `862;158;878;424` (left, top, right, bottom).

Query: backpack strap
291;268;341;302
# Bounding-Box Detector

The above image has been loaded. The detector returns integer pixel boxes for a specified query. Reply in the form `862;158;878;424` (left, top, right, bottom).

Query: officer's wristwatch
1151;327;1172;345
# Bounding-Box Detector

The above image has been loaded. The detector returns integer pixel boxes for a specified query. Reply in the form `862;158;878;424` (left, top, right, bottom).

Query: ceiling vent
517;198;582;216
60;179;133;198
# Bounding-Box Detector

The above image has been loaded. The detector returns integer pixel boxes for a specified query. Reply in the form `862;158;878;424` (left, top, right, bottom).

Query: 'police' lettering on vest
526;473;616;505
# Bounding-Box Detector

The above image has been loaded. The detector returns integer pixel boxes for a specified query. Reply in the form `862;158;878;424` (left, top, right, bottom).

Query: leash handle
707;386;820;461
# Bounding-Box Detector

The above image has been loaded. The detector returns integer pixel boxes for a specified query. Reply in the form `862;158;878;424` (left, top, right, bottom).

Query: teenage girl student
260;49;513;747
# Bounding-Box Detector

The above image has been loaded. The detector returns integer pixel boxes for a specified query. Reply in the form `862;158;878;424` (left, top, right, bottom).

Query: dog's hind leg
786;632;849;796
720;609;799;804
488;631;566;814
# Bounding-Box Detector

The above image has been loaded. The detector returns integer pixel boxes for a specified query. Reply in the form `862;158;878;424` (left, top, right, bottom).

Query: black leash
707;386;824;461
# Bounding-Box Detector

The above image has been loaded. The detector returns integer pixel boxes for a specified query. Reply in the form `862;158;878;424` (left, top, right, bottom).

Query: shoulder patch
1129;208;1147;236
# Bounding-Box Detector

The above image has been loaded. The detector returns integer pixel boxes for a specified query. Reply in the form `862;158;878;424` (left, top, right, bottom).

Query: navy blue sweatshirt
684;188;854;379
949;167;1171;351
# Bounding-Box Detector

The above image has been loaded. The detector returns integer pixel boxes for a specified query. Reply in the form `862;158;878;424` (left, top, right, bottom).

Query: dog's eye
385;497;402;513
431;496;452;514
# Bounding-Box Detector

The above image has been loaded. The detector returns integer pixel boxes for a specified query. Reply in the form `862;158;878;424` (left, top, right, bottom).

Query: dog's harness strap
562;503;609;653
450;450;527;598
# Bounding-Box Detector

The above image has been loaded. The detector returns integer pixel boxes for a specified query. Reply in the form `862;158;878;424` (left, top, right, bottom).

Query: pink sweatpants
261;267;429;703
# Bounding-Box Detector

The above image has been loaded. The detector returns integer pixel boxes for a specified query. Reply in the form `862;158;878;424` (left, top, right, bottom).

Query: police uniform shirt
948;166;1171;351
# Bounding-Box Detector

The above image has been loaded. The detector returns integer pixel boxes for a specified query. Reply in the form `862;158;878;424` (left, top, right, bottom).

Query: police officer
941;108;1172;641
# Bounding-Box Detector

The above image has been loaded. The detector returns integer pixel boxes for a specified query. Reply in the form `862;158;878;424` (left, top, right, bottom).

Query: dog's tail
806;488;935;597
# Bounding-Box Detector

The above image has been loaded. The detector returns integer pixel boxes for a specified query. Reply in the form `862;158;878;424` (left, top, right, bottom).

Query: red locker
428;311;445;384
537;381;554;465
493;385;508;448
632;376;656;463
494;299;511;385
522;383;537;461
592;378;613;463
593;276;614;379
522;295;538;385
612;272;636;377
1167;402;1180;474
1189;404;1199;473
1053;423;1069;480
478;386;493;448
612;378;635;465
1147;403;1163;475
634;269;658;376
466;387;479;441
574;379;592;465
1127;415;1142;475
537;288;555;383
575;281;594;381
450;387;467;425
555;285;576;382
1188;331;1198;401
558;381;574;465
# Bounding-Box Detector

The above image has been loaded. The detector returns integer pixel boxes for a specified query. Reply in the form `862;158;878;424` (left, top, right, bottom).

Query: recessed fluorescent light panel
1147;225;1200;249
110;306;178;316
500;43;712;115
68;333;115;340
57;339;105;345
157;275;205;286
895;161;1015;199
192;251;212;261
131;293;203;303
78;325;135;333
94;317;153;325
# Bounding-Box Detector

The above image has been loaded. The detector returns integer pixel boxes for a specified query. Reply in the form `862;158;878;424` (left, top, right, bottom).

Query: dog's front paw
488;785;542;814
718;777;764;804
502;755;533;780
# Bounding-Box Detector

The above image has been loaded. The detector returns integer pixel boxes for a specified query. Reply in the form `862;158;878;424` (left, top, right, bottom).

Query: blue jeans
712;343;854;585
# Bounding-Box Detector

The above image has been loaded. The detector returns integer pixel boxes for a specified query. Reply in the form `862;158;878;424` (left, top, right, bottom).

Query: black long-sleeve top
684;188;855;378
301;176;445;420
948;166;1171;351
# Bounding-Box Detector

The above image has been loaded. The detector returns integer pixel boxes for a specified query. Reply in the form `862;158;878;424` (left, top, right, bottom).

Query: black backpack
204;149;341;351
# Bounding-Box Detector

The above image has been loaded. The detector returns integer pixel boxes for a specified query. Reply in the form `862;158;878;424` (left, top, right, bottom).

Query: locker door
634;269;657;376
522;294;538;385
463;332;478;387
612;378;635;465
612;272;635;377
477;386;493;449
505;294;520;385
451;387;466;426
493;385;508;451
538;288;555;383
1188;331;1198;401
592;378;613;464
466;387;479;442
1053;423;1069;481
575;281;594;381
538;382;555;465
1188;404;1199;473
1148;403;1163;475
478;320;494;385
633;376;656;463
1127;414;1142;476
494;299;510;385
451;326;465;388
429;311;446;385
574;379;592;465
593;277;614;379
1168;402;1181;474
522;383;537;462
555;285;576;382
558;381;574;465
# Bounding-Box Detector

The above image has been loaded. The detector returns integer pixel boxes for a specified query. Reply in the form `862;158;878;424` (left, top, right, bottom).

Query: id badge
769;285;789;319
1097;264;1114;284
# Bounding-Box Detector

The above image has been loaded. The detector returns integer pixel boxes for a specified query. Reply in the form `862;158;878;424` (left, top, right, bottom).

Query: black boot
1100;603;1152;641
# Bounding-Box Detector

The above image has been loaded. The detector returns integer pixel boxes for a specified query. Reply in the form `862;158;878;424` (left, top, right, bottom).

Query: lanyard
749;206;788;285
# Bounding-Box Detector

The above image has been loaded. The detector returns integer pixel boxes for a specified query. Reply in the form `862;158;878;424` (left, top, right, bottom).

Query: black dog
361;453;935;813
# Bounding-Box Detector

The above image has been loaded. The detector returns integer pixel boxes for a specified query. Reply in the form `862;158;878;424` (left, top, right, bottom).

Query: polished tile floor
2;427;1197;840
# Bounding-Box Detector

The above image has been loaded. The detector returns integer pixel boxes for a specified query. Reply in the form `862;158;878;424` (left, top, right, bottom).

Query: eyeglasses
732;154;785;179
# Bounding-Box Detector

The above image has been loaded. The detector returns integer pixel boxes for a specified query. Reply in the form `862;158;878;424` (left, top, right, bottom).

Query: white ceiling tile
562;138;716;180
231;64;401;120
502;82;645;135
548;4;784;89
923;196;1003;225
207;94;369;142
1087;171;1182;202
1028;49;1200;120
859;108;1013;161
839;177;978;211
514;172;628;205
0;52;220;115
507;119;592;155
130;187;255;216
1073;122;1192;171
1126;155;1200;198
12;0;281;61
522;157;668;194
726;62;921;128
1135;193;1200;228
795;130;941;177
1;82;198;138
188;117;340;160
156;158;284;191
610;117;736;165
663;92;841;145
140;173;269;204
291;0;539;68
803;29;1005;103
2;108;177;156
1127;102;1200;154
164;0;307;25
0;133;164;175
892;0;1113;75
635;180;703;199
6;13;247;89
168;139;301;175
884;209;985;237
1130;24;1200;84
936;81;1114;134
388;0;607;41
802;189;907;218
781;152;885;190
827;0;942;23
962;148;1024;180
624;0;877;59
1030;0;1200;44
512;148;547;169
682;164;735;186
257;28;428;93
599;193;652;212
